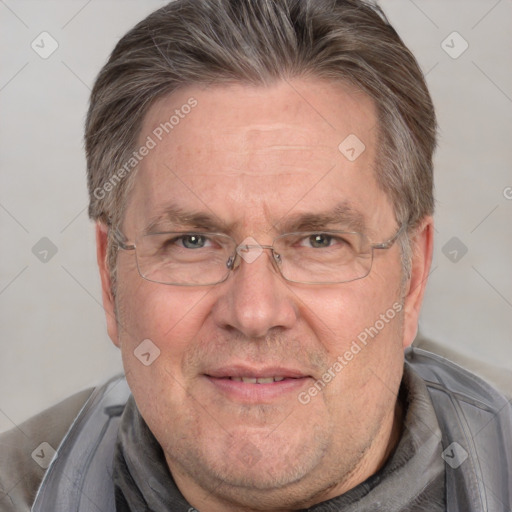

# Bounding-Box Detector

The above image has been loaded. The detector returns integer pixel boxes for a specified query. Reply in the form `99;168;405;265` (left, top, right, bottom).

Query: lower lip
205;376;311;403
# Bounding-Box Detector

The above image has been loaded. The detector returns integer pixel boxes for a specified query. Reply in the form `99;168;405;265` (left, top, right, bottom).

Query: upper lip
205;365;310;379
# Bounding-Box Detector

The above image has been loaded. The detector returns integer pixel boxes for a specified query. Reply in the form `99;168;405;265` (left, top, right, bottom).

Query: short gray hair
85;0;436;283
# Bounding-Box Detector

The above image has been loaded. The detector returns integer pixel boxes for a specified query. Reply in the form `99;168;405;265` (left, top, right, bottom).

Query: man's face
100;79;427;509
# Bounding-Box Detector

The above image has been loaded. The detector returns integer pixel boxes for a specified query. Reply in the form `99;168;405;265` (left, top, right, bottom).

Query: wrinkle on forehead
125;79;392;239
173;123;338;177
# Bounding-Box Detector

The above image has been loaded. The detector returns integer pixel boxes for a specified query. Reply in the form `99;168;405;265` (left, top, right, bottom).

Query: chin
181;426;329;493
180;445;344;511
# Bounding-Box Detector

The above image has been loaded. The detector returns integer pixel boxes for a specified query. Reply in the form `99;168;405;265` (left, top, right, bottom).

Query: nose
212;247;298;339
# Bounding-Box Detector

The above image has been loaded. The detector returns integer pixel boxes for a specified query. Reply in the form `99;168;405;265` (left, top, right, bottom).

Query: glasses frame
113;224;407;286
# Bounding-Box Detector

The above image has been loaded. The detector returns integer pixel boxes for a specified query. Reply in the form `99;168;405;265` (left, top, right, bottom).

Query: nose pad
226;254;237;270
226;241;283;278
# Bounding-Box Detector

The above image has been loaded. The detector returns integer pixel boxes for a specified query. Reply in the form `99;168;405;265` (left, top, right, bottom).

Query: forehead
143;79;376;158
125;79;391;236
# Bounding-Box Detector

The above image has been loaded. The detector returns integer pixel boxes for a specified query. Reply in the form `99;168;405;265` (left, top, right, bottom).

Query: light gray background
1;0;511;434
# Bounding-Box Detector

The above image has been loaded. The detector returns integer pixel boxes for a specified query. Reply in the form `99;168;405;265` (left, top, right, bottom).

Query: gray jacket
1;346;511;511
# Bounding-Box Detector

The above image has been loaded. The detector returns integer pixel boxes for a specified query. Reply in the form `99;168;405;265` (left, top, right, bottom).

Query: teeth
256;377;274;384
230;376;286;384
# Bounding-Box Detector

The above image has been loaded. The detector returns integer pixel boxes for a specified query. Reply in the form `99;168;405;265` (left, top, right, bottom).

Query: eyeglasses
113;225;405;286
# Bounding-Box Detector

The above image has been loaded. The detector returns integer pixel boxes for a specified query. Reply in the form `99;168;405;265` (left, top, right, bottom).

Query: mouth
228;376;287;383
204;366;312;402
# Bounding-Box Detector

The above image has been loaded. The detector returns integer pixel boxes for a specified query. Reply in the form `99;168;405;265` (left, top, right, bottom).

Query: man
1;0;511;511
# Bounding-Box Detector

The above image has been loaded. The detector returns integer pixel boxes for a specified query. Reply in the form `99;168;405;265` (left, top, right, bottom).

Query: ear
402;216;434;349
95;222;120;347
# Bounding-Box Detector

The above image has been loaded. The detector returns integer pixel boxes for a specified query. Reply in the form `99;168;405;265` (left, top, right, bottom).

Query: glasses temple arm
112;228;136;251
371;223;408;250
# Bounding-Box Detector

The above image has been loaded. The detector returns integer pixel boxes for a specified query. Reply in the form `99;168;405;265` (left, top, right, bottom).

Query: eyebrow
277;202;368;234
144;201;367;236
143;205;232;234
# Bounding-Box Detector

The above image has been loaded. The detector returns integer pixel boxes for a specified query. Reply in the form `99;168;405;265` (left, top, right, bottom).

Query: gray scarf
113;365;445;511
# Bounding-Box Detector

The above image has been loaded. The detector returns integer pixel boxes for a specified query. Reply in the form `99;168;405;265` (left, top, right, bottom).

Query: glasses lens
135;232;234;285
131;231;373;286
274;231;372;284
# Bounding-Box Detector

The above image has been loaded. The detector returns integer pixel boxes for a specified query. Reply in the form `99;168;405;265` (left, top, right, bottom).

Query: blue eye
308;234;333;248
179;234;208;249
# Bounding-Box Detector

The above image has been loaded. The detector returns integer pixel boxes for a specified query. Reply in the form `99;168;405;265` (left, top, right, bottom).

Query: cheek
114;280;216;429
293;266;404;404
294;271;402;351
116;268;208;341
113;268;214;386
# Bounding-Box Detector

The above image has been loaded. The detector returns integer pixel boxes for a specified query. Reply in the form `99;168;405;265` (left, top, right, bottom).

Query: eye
302;233;346;249
177;234;209;249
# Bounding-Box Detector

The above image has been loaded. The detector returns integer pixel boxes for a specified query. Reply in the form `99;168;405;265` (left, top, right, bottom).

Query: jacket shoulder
412;336;512;400
0;387;94;512
406;345;512;510
405;345;511;408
